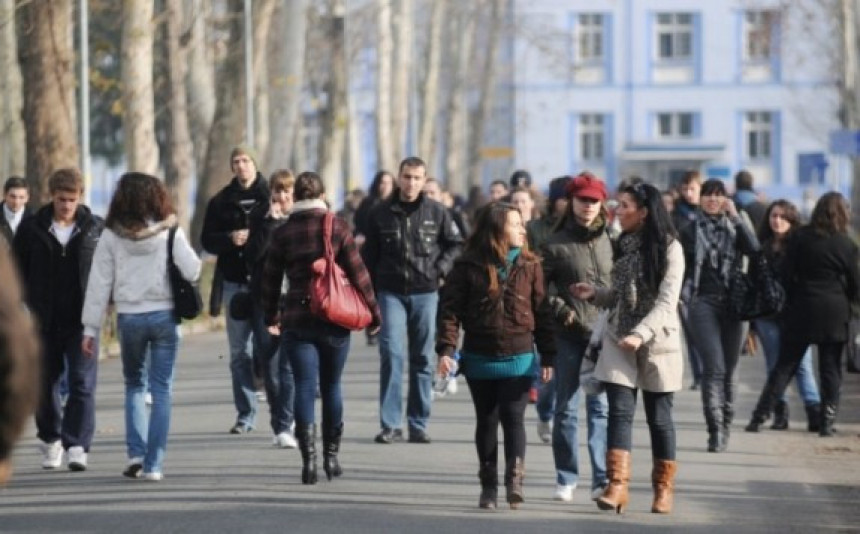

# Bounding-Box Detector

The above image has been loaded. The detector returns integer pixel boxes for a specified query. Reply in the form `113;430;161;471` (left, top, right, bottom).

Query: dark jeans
282;327;349;431
466;375;531;469
251;304;295;435
754;327;844;417
36;329;98;451
605;383;676;460
687;295;745;432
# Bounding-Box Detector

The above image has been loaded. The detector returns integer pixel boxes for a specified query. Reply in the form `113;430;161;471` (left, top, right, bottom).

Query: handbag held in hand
308;212;372;330
728;252;785;321
167;226;203;322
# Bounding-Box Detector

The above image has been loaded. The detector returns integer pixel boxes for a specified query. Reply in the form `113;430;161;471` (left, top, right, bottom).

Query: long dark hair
368;170;394;199
465;202;534;296
619;182;677;292
105;172;174;231
757;199;801;245
810;192;850;236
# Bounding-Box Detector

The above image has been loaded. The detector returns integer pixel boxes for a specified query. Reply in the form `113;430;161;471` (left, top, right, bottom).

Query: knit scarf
612;232;657;338
695;213;736;289
496;247;521;281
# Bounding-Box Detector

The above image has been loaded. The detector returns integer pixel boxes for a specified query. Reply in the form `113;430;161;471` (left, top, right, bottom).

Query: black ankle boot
745;410;768;433
805;403;820;433
323;422;344;481
771;401;789;430
478;462;498;509
819;404;837;437
707;430;725;452
296;424;318;484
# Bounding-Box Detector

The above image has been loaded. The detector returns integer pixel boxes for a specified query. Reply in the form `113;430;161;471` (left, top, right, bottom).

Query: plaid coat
261;200;381;330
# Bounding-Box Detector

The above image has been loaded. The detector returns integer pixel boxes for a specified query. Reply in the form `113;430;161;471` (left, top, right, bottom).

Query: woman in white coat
82;173;201;481
572;182;684;515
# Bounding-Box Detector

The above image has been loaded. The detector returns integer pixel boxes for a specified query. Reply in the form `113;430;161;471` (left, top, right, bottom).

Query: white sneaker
143;472;163;482
67;446;87;471
553;484;575;502
144;392;153;406
446;376;458;395
40;440;63;469
273;432;298;449
537;421;552;444
256;391;267;403
591;484;608;501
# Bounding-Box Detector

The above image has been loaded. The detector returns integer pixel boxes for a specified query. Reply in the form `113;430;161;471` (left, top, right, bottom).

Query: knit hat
548;176;573;205
230;145;259;170
566;172;607;201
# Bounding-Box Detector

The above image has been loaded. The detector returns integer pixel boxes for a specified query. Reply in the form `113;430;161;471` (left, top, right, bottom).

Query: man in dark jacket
201;145;270;434
13;168;104;472
362;156;463;444
1;176;32;248
733;169;767;231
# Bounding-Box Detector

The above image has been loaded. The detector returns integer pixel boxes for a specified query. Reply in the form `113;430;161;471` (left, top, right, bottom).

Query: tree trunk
265;0;307;172
375;0;394;172
466;0;504;189
418;0;445;169
317;0;348;201
0;0;25;179
190;0;245;249
184;0;216;178
252;0;276;170
17;0;79;206
163;0;194;231
390;0;412;160
443;4;475;196
841;0;860;230
121;0;159;174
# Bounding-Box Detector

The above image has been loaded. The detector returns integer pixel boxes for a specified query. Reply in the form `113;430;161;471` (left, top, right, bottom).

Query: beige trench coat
592;240;685;392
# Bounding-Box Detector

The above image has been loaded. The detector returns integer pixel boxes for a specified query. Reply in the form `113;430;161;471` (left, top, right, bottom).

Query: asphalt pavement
2;327;859;533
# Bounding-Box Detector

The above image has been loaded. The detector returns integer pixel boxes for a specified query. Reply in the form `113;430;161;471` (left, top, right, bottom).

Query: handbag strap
321;212;334;261
167;226;177;266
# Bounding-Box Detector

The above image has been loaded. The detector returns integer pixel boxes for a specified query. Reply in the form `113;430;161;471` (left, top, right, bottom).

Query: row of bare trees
3;0;511;248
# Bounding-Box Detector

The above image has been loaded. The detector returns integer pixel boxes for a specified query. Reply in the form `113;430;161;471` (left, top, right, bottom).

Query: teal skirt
460;351;536;380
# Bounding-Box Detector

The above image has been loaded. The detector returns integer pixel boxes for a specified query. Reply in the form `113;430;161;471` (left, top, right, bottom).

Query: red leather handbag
309;212;373;330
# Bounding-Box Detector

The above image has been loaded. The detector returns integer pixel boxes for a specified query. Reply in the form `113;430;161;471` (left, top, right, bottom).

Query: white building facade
512;0;846;199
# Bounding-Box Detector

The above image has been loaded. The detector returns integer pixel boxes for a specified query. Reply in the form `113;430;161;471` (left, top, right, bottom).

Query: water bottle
434;352;460;397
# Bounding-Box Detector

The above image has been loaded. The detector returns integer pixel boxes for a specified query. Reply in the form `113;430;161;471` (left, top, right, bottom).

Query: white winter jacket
82;215;202;336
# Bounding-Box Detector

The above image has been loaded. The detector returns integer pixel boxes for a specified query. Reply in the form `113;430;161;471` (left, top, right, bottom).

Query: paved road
2;329;859;533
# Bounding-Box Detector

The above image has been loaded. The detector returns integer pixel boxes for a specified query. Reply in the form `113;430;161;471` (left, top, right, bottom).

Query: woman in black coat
746;192;860;436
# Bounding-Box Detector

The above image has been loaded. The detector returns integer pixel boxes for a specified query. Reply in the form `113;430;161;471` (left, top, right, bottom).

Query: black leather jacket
361;191;463;295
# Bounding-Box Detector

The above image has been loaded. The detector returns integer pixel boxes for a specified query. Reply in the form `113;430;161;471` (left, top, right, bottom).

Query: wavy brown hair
757;199;801;245
810;191;850;236
105;172;175;231
464;201;534;296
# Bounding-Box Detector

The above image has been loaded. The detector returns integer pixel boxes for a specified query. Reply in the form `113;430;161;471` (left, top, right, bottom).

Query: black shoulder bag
167;227;203;323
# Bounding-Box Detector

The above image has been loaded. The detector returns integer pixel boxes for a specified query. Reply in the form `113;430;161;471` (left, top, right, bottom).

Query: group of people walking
3;152;858;517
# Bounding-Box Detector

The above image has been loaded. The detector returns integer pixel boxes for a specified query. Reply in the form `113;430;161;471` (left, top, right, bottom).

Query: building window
656;13;693;61
579;114;605;161
656;112;695;139
576;14;604;63
744;10;778;62
745;112;772;160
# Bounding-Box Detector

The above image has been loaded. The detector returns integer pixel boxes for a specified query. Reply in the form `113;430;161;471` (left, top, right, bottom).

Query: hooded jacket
81;216;201;337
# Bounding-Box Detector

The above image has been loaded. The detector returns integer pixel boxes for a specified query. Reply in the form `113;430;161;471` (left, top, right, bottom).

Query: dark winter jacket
541;216;614;338
0;203;32;249
246;203;288;300
361;191;464;295
780;225;860;343
13;204;104;333
200;174;270;284
436;251;556;367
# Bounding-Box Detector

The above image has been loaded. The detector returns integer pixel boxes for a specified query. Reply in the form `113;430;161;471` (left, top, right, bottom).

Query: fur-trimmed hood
108;214;177;256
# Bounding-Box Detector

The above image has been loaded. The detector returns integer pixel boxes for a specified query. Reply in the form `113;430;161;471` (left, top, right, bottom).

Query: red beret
565;172;607;201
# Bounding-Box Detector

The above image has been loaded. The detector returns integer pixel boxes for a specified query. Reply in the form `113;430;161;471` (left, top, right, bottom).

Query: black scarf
612;232;657;338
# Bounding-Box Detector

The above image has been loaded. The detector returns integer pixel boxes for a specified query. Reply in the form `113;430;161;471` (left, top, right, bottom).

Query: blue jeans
282;327;350;430
223;281;257;428
378;290;437;432
251;304;295;434
117;310;179;474
536;375;555;423
754;319;820;406
36;330;98;450
552;332;608;490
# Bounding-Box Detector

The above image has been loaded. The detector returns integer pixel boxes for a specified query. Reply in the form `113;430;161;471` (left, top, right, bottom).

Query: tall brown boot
651;458;677;514
596;449;630;514
504;457;524;510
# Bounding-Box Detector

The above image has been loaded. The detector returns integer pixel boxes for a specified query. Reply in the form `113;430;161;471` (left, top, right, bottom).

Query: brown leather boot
651;458;678;514
596;449;630;514
504;457;524;510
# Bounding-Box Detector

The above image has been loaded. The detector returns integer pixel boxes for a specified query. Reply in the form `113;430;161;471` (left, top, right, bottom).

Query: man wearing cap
201;146;270;434
540;171;612;503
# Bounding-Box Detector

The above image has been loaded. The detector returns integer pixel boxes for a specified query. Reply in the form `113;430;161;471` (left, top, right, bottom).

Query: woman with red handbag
261;172;382;485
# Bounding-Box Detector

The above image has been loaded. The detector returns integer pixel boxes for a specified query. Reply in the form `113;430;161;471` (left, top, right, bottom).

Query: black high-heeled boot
819;404;837;437
295;424;318;484
771;401;789;430
805;403;820;433
323;422;344;480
